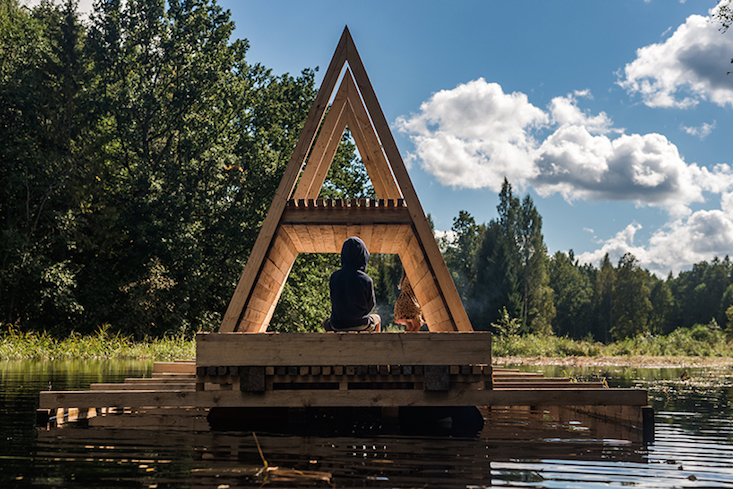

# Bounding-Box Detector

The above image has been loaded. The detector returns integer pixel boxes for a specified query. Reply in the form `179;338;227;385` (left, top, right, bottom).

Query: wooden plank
310;109;350;200
305;218;326;253
359;222;373;250
90;383;195;391
319;224;337;253
272;229;298;263
332;222;348;253
197;332;491;367
39;387;649;410
152;362;196;374
280;224;304;254
346;224;361;242
124;377;195;384
219;28;349;333
344;29;472;332
390;224;412;254
293;224;316;253
281;207;412;225
346;106;389;199
431;320;457;332
369;223;386;254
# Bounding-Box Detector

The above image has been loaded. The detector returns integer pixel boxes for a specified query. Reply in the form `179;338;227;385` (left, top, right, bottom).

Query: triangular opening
318;129;375;200
219;27;473;333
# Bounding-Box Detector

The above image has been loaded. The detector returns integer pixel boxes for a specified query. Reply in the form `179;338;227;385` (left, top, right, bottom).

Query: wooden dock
38;332;652;437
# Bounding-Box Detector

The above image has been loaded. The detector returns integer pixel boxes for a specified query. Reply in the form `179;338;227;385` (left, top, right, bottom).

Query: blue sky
69;0;733;277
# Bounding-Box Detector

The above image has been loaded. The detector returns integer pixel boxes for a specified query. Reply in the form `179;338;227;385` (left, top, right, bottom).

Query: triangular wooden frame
219;27;473;333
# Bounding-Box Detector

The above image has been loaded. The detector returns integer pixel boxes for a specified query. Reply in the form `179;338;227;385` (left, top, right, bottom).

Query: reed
492;322;733;359
0;325;195;361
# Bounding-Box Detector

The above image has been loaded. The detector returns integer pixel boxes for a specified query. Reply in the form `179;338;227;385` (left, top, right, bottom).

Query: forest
3;0;733;343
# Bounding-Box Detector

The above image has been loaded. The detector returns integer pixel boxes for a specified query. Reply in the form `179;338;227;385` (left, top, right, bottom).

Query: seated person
323;236;381;332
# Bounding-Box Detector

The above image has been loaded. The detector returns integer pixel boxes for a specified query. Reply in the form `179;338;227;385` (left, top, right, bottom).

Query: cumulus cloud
396;79;731;215
617;4;733;108
394;79;547;189
577;204;733;276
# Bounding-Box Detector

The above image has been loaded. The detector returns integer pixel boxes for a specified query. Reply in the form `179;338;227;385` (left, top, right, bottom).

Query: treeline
440;179;733;341
4;1;732;342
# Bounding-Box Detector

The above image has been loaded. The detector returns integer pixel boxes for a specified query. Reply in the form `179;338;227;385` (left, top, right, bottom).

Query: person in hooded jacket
322;236;381;332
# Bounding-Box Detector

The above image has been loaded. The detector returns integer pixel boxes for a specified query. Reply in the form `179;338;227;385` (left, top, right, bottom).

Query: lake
1;360;732;488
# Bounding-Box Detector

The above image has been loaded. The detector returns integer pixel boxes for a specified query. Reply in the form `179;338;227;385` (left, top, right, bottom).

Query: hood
340;236;370;271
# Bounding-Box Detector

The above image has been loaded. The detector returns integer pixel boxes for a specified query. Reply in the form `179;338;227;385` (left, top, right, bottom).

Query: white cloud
534;128;708;216
396;80;730;215
681;121;717;139
617;4;733;108
395;79;547;189
578;204;733;276
548;91;616;135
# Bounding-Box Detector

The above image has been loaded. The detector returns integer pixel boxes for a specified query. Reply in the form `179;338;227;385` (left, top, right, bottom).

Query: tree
469;220;521;331
649;277;674;334
496;179;554;334
549;251;592;338
591;254;615;342
611;253;652;340
443;210;484;301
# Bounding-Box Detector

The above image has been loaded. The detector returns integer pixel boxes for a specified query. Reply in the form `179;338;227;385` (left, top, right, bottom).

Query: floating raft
38;332;653;435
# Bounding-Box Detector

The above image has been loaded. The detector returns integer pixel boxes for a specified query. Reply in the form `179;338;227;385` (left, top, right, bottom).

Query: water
2;361;733;488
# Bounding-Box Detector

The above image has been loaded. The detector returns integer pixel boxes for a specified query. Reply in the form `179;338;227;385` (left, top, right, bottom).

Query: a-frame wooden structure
220;27;473;333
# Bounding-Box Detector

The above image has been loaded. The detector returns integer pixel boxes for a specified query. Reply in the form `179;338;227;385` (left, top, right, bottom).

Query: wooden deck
38;332;652;435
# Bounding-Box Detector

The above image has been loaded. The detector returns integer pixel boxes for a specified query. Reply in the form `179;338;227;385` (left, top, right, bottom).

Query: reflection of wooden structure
37;27;653;438
221;26;471;333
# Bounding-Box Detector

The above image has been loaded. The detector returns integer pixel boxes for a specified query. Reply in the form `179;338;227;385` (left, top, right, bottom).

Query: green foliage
0;324;194;360
607;321;728;357
490;306;521;337
611;253;652;340
549;250;592;338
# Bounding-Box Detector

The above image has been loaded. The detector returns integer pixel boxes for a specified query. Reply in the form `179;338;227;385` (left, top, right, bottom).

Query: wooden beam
197;332;491;367
281;205;412;225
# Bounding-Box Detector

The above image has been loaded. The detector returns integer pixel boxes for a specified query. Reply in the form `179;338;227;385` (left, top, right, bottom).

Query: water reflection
2;361;733;487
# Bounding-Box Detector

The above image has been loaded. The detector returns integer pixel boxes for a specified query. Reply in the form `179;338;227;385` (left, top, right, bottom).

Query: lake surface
2;360;733;488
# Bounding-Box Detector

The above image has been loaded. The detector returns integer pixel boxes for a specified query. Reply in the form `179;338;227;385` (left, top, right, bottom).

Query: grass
3;322;732;362
493;323;733;359
0;325;195;361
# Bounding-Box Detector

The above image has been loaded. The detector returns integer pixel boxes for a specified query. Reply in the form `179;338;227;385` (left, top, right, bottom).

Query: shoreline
494;355;733;368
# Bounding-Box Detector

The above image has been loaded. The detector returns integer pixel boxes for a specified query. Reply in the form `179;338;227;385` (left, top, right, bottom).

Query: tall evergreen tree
611;253;652;340
469;220;521;330
496;179;554;334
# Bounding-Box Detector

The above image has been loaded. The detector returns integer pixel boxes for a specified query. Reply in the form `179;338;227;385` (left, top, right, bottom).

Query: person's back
324;236;381;332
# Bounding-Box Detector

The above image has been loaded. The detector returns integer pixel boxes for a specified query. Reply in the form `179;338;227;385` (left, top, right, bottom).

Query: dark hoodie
329;236;375;329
